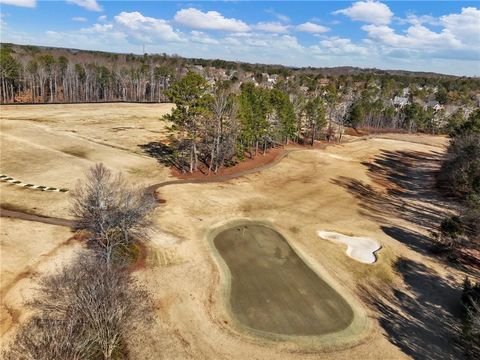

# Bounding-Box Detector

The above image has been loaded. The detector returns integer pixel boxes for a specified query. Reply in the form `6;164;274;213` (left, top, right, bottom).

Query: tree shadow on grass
361;257;465;360
361;149;445;200
332;149;457;255
138;141;190;172
381;226;434;256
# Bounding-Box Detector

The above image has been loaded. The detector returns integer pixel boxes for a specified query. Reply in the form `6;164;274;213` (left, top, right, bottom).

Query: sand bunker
317;231;381;264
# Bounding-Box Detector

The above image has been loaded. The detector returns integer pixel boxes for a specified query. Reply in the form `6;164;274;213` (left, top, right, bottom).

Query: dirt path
146;141;345;195
0;208;76;227
0;135;437;232
1;142;339;225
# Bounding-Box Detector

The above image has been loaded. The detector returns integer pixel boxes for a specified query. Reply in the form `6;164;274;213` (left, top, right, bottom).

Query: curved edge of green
205;217;372;351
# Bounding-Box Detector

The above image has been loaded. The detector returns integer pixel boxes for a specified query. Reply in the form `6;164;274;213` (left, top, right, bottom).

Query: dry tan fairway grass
0;103;173;218
0;104;475;359
0;217;81;345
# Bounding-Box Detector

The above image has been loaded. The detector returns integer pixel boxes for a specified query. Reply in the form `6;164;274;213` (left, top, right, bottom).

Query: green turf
214;224;354;336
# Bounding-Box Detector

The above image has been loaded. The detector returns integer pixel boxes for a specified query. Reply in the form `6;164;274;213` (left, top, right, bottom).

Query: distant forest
1;43;480;105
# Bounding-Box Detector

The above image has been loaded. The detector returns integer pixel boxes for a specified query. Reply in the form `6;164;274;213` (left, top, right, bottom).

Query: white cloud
265;9;290;23
66;0;101;12
333;1;393;25
174;8;249;32
80;23;113;33
312;36;369;56
1;4;478;76
353;6;480;63
115;11;184;42
296;22;330;33
0;0;36;8
440;7;480;46
72;16;88;22
362;24;462;50
190;31;219;45
399;14;439;26
255;21;289;33
226;32;301;51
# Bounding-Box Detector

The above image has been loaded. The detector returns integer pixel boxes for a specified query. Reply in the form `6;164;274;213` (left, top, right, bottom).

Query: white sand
317;231;381;264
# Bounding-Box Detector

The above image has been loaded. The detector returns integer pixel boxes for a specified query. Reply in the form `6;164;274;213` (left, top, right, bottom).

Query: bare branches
3;165;156;359
71;163;156;264
3;253;153;360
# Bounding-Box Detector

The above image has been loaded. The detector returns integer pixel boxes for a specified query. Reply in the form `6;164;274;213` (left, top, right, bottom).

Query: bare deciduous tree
206;83;239;173
3;254;153;360
71;163;156;263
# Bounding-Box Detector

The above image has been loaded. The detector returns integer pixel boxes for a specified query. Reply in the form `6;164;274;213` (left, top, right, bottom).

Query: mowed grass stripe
214;224;354;336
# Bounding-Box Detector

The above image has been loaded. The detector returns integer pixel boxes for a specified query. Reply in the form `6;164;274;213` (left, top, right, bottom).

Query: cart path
0;136;385;226
0;208;76;227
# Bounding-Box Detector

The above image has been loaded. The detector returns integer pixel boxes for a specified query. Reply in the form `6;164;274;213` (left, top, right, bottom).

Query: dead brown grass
1;103;471;360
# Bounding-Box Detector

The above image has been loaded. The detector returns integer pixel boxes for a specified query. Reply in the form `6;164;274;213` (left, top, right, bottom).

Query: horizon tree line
1;46;174;103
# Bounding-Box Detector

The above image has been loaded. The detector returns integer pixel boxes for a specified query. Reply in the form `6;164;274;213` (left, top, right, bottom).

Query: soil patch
144;141;333;181
213;223;354;336
171;146;286;180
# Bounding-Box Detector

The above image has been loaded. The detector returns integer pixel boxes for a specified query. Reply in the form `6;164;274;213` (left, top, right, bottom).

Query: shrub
3;254;153;360
70;163;156;264
461;278;480;357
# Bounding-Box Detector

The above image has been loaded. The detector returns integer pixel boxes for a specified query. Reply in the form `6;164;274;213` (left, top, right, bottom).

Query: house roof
393;96;409;104
426;100;440;107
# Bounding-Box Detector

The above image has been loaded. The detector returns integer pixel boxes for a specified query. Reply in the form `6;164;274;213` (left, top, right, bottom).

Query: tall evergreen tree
164;71;213;172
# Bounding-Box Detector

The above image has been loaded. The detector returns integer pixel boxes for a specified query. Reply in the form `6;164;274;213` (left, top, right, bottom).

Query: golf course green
213;223;354;336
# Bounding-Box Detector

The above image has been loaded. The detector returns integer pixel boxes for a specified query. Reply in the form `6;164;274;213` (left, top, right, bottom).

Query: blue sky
1;1;479;76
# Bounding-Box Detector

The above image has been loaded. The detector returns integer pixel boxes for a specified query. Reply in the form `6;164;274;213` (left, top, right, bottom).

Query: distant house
299;86;309;93
243;77;259;87
178;67;188;77
205;77;216;86
267;74;279;84
424;100;443;111
318;78;330;87
243;71;254;79
216;69;228;80
354;81;366;89
190;65;205;76
393;96;410;107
